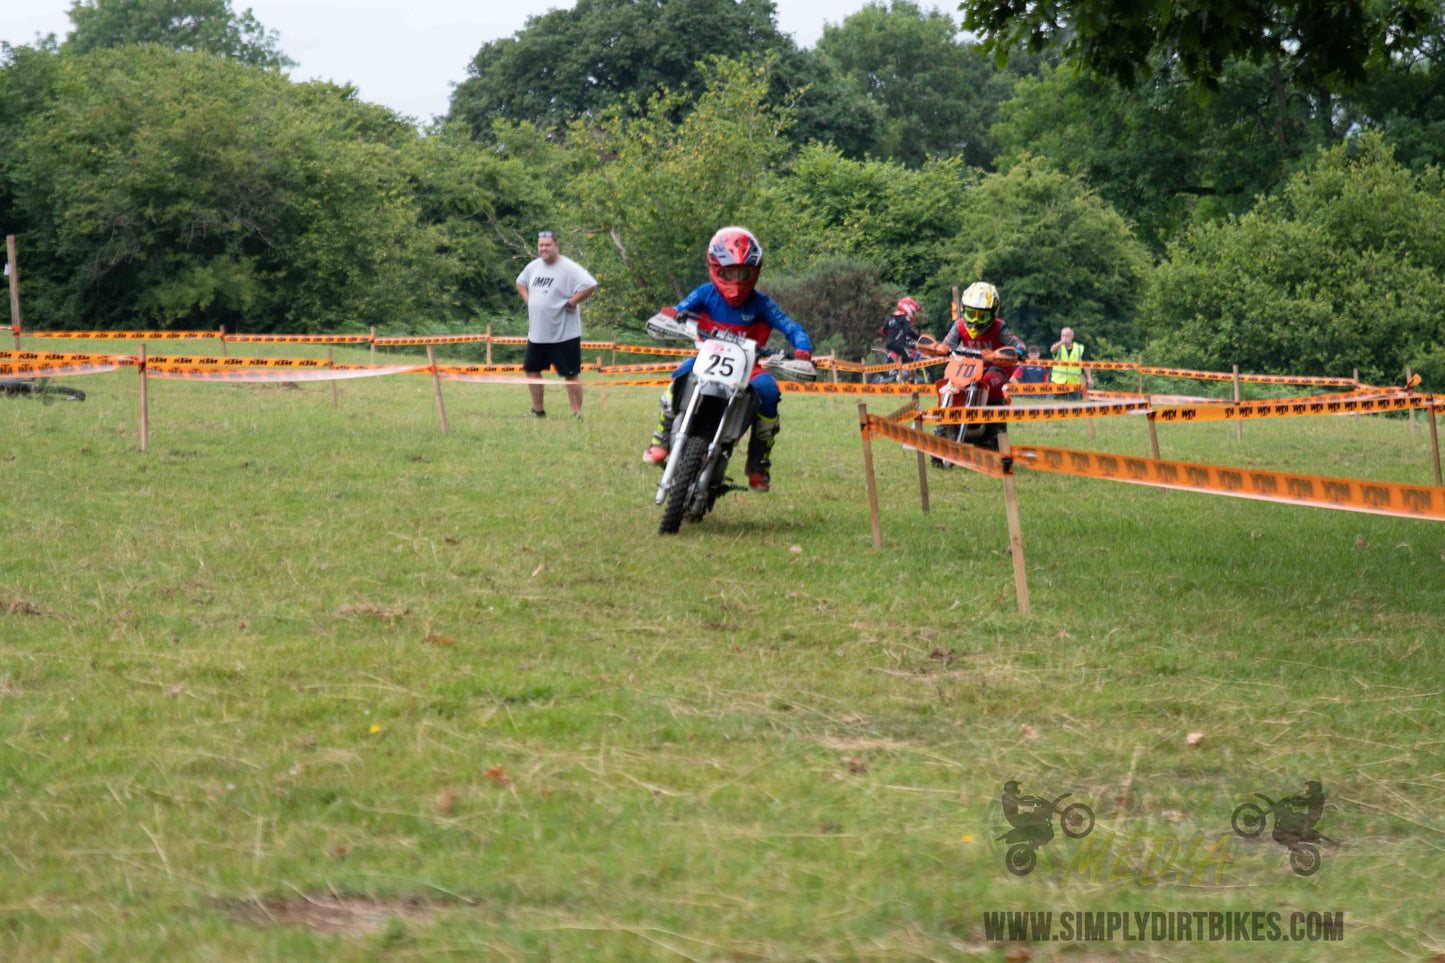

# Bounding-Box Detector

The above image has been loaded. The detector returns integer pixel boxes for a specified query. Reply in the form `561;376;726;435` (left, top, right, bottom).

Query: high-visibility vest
1050;342;1084;383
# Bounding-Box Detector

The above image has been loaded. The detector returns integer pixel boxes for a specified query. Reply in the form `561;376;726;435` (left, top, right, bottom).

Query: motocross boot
745;413;779;492
641;389;675;466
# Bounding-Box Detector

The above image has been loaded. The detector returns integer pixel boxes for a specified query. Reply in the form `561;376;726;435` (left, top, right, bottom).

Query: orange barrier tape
882;401;922;424
860;357;948;374
1139;365;1357;386
0;360;128;378
1006;382;1084;395
611;343;697;357
863;415;1010;478
581;340;615;350
825;359;869;373
1;349;138;365
145;355;333;369
27;330;215;340
436;370;672;387
487;336;529;345
1086;389;1227;404
778;381;939;397
1030;358;1139;371
223;333;373;344
372;334;489;346
1152;393;1418;423
923;399;1151;425
601;362;680;374
144;364;402;382
435;363;527;375
1013;444;1445;522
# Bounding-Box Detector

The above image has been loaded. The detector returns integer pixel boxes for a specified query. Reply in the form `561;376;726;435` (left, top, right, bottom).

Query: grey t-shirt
516;255;598;343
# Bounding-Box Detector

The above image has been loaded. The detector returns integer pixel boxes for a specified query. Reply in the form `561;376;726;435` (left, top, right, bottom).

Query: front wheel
1289;843;1320;876
659;435;707;535
1060;803;1094;839
1232;803;1266;838
1005;844;1036;877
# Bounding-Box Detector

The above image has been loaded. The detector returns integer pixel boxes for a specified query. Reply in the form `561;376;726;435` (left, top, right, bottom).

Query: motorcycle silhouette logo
997;780;1095;876
1231;780;1331;876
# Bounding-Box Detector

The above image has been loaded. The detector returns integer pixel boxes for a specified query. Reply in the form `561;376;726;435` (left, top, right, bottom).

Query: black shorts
523;337;583;378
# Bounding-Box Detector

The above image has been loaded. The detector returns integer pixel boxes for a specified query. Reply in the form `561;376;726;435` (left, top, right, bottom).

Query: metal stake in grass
912;392;930;514
427;345;449;434
329;347;338;408
859;402;882;550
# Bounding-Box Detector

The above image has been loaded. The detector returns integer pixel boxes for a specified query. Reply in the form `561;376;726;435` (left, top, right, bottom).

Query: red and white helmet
707;226;763;307
893;297;921;323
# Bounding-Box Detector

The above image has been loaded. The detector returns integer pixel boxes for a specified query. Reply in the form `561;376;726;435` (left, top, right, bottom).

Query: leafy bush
760;258;903;359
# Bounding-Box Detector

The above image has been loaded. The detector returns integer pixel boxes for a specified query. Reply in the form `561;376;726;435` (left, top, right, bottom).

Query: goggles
962;306;992;324
716;265;754;282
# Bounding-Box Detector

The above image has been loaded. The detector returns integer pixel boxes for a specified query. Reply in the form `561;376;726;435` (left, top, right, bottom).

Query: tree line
2;0;1443;385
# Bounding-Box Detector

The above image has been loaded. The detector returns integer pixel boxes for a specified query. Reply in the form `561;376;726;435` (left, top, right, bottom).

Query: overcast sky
3;0;928;124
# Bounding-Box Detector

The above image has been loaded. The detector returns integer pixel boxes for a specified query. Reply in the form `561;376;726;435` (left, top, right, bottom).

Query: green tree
818;0;1040;168
759;258;903;359
10;47;452;332
960;0;1437;94
930;155;1150;349
993;58;1322;250
561;58;793;329
1143;134;1445;385
764;143;972;304
65;0;294;69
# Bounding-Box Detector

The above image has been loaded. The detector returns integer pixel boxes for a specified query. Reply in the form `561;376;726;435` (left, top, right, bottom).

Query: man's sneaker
642;444;669;466
748;472;771;492
526;408;546;418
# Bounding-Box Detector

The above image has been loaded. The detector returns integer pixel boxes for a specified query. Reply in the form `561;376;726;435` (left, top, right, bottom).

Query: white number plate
695;340;749;389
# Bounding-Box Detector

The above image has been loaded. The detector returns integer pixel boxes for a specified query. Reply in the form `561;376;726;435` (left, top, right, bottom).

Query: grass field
3;340;1443;960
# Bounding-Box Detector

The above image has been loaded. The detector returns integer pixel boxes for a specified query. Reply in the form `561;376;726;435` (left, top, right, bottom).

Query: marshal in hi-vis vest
1050;342;1084;384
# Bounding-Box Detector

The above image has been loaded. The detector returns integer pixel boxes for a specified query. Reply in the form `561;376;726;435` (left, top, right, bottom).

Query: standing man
1049;327;1094;397
515;230;598;418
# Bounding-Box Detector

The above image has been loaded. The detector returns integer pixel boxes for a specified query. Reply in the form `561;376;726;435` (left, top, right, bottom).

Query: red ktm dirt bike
934;345;1016;453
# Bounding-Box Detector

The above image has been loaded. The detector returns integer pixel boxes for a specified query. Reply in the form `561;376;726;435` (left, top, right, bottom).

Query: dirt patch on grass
3;595;52;618
333;601;409;622
226;894;435;936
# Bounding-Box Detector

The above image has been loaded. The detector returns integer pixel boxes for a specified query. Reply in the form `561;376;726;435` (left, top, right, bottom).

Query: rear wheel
659;435;707;535
40;380;86;403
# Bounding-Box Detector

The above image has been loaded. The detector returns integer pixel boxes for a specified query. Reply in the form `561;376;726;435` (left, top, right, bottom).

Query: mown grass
2;338;1443;960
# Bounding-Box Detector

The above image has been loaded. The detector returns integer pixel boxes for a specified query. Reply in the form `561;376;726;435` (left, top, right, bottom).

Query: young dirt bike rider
640;226;812;493
922;281;1025;456
881;297;923;364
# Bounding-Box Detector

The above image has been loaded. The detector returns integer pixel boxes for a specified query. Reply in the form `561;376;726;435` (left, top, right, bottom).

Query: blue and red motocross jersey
675;284;812;353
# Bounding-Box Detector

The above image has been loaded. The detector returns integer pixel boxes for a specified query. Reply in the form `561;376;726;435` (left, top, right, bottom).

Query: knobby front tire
659;435;707;535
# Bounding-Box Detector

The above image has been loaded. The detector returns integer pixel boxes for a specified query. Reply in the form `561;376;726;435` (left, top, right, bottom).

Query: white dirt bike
646;310;815;535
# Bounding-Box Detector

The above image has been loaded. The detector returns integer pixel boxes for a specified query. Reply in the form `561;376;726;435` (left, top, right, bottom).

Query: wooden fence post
486;325;493;365
1232;364;1243;439
6;235;21;350
859;402;882;550
997;428;1030;616
1136;353;1143;395
1353;368;1360;419
1148;404;1161;461
912;392;930;514
219;325;227;357
1429;405;1442;487
138;344;149;452
427;345;449;434
1407;367;1417;436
